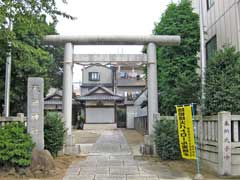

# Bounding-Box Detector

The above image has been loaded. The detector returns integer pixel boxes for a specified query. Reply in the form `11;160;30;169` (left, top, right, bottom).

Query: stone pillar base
62;134;80;155
140;135;156;156
66;134;75;146
144;135;154;145
62;144;80;155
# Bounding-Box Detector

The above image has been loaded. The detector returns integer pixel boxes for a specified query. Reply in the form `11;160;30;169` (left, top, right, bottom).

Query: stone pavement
63;130;191;180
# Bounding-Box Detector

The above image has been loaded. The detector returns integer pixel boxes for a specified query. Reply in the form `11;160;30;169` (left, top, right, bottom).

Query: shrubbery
205;47;240;115
44;112;65;157
153;119;181;160
0;123;34;167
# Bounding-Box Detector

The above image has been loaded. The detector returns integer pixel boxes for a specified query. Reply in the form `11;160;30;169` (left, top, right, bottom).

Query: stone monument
27;77;44;150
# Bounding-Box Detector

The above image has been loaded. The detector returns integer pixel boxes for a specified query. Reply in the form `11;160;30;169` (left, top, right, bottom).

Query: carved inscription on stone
27;78;44;150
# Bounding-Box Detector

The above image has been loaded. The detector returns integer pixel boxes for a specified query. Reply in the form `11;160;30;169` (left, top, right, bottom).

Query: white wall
203;0;240;50
126;106;135;128
82;65;113;84
134;90;148;117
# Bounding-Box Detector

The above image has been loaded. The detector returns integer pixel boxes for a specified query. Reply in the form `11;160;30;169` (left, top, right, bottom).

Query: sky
55;0;180;84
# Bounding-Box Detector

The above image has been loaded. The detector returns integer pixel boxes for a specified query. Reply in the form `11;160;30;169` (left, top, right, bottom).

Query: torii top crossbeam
43;35;180;46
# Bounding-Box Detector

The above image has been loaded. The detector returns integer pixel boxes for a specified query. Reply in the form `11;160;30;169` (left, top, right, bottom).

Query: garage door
86;108;115;123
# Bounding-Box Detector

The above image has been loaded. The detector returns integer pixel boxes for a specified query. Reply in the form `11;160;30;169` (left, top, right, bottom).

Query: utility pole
4;19;12;117
199;0;206;114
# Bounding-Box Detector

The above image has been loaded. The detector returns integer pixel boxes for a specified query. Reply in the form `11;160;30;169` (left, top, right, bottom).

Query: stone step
84;123;117;130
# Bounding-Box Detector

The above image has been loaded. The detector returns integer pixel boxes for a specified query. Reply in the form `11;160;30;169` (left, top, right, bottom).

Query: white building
197;0;240;60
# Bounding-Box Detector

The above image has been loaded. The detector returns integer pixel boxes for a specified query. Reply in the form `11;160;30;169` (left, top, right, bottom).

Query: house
78;86;123;123
44;88;82;127
79;64;146;126
79;64;123;124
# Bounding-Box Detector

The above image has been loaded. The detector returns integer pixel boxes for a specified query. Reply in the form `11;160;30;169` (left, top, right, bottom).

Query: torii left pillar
147;43;158;135
63;43;73;145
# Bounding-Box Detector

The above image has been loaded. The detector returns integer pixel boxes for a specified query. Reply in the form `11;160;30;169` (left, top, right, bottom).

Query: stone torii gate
43;35;180;143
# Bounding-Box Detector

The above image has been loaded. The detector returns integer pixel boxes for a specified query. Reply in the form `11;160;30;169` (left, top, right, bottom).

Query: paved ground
63;129;191;180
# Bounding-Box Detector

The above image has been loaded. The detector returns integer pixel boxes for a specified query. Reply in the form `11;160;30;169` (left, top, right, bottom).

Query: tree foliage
0;122;34;167
153;0;200;115
0;0;70;114
205;47;240;115
44;112;65;157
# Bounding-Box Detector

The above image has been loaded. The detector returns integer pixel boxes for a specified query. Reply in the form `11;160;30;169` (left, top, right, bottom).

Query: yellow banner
176;105;196;159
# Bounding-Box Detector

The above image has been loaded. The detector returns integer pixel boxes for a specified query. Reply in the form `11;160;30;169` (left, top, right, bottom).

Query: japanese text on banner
176;105;196;159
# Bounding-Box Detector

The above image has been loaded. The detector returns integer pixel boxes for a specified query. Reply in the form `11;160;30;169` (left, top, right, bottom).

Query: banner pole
191;103;204;180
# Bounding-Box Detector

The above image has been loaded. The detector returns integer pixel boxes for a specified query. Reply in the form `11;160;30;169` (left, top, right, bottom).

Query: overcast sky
55;0;180;83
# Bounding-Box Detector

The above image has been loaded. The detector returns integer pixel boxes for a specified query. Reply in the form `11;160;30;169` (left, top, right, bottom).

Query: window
89;72;100;81
207;0;214;10
206;35;217;60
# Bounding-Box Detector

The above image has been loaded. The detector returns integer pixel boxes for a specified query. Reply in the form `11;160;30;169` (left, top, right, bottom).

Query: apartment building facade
201;0;240;60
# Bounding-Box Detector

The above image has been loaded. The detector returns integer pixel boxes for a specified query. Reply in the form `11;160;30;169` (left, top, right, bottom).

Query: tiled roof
44;99;79;105
44;88;79;105
83;85;116;96
78;85;124;101
134;88;148;104
77;94;123;101
44;89;62;100
44;100;62;105
81;83;113;87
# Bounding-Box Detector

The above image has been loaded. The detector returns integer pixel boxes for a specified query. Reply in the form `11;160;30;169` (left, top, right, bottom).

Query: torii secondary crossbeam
73;54;147;65
43;35;181;145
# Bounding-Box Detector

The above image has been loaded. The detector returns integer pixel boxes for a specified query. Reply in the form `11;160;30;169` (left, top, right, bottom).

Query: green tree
44;112;65;157
153;0;200;115
205;47;240;115
0;1;71;114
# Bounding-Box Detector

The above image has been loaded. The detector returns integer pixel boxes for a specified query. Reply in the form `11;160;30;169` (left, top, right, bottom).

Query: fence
134;115;175;135
194;112;240;176
134;111;240;176
134;116;148;135
0;113;26;127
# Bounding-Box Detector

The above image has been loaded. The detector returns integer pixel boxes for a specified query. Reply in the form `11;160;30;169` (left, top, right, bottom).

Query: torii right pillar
147;42;159;135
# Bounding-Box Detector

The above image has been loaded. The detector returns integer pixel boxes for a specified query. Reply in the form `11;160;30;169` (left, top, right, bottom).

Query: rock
34;170;43;177
7;167;16;176
24;168;33;177
6;167;19;178
16;167;33;177
16;167;25;176
30;149;56;177
49;169;57;176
